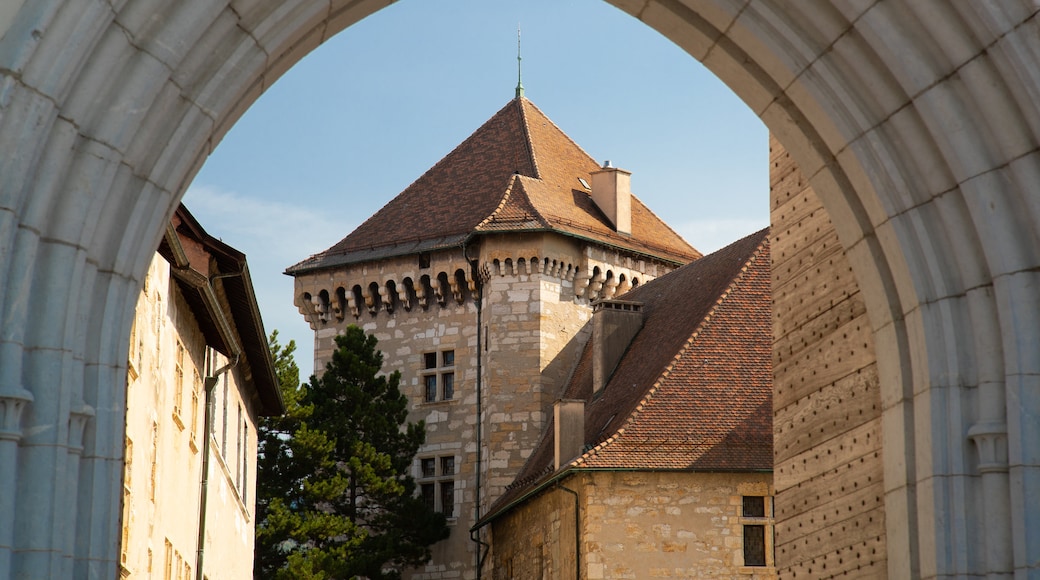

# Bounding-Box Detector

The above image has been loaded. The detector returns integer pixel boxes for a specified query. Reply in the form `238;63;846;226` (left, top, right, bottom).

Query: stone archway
0;2;1036;578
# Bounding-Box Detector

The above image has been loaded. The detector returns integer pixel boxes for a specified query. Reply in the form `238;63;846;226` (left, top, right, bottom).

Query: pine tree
255;327;449;579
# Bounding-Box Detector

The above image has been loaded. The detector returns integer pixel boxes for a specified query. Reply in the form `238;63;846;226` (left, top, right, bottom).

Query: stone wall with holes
290;232;687;580
770;135;886;577
490;471;777;580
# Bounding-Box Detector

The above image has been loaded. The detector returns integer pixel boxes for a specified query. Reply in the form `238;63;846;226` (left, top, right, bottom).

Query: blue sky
184;0;768;377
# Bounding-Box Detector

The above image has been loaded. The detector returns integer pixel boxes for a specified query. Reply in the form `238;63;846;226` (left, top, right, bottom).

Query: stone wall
770;135;886;577
491;471;776;579
292;232;684;579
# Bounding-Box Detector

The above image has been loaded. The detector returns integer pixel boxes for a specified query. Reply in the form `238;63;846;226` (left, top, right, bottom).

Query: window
221;374;229;457
127;316;139;383
172;341;185;430
241;420;249;505
189;370;201;453
422;349;455;402
149;422;158;501
741;495;773;568
120;437;132;568
418;454;457;517
163;539;173;580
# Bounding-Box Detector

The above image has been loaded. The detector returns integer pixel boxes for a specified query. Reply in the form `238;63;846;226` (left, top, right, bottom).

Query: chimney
592;299;644;396
554;399;586;470
590;161;632;235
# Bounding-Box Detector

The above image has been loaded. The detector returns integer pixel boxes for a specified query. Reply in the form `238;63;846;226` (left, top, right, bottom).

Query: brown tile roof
161;205;284;416
478;227;771;526
286;98;699;274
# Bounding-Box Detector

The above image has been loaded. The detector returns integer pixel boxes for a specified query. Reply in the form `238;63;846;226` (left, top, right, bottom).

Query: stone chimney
554;399;586;470
590;160;632;235
592;299;644;396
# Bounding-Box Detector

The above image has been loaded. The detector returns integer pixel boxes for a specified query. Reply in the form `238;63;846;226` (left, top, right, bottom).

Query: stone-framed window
740;495;774;568
172;340;185;430
422;350;455;403
163;538;173;580
120;436;133;572
418;454;457;518
188;369;201;453
149;421;158;501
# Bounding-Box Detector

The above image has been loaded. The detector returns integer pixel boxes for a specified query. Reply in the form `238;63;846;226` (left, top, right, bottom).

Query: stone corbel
364;287;377;314
615;277;632;296
586;271;606;301
310;294;327;323
574;271;591;298
331;296;344;321
449;276;464;304
397;284;411;311
380;284;394;313
68;402;96;456
967;422;1009;473
415;283;428;309
346;290;361;318
0;386;33;442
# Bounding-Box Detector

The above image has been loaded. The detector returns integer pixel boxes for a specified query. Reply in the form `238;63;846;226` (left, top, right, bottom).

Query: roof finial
515;25;525;99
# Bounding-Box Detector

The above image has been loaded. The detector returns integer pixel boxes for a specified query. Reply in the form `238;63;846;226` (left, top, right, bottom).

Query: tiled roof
285;98;699;274
479;227;771;525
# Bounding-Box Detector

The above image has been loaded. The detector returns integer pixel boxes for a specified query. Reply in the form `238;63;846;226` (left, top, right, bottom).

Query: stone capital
967;422;1009;474
0;385;34;442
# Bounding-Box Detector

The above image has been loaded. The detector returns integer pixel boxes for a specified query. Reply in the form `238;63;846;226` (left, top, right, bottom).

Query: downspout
463;240;489;578
557;482;581;580
196;351;238;580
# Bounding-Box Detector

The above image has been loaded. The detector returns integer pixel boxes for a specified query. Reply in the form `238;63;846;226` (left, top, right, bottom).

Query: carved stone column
0;386;33;575
61;402;95;578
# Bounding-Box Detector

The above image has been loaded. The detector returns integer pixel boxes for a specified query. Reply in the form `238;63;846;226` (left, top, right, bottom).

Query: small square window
743;496;766;518
420;458;436;478
424;352;438;369
442;372;454;400
442;350;454;367
441;456;455;476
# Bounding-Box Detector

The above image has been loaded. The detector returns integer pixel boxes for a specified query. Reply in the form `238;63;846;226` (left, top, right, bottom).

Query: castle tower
286;97;699;578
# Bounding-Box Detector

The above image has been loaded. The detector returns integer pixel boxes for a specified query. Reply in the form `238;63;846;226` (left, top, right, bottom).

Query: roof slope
160;205;284;416
480;227;771;524
286;98;699;274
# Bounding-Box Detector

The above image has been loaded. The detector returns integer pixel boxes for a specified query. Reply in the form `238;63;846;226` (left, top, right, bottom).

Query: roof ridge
516;97;540;179
520;97;601;169
573;233;768;467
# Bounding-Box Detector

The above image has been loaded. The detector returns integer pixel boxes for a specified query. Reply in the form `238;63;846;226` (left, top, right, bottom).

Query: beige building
479;229;774;579
288;96;773;578
120;205;283;579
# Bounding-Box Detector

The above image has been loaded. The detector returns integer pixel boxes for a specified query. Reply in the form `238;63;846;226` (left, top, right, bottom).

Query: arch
350;284;365;319
453;268;472;304
334;287;347;321
400;277;416;311
384;280;398;313
0;2;1035;578
366;281;381;315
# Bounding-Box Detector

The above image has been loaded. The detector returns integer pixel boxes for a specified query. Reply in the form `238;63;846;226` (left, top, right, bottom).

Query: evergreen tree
256;327;449;579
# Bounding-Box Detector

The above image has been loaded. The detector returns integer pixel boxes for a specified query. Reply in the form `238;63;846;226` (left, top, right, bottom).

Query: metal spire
515;25;525;99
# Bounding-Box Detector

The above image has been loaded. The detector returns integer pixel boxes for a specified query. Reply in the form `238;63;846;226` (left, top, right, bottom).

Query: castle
286;96;772;578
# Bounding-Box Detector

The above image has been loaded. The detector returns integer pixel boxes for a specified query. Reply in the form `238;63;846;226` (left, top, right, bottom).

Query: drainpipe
463;240;488;579
164;223;244;580
557;482;581;580
196;351;239;580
